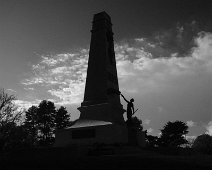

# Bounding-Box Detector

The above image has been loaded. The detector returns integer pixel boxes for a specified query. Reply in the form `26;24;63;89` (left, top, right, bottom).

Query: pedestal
54;119;128;147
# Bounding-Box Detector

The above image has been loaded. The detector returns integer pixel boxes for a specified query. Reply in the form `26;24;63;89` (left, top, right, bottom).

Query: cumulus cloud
14;99;41;109
117;31;212;136
186;120;196;127
206;121;212;136
152;21;201;56
24;87;34;91
186;135;196;141
144;119;151;125
22;49;88;105
147;128;153;133
6;89;16;93
21;31;212;137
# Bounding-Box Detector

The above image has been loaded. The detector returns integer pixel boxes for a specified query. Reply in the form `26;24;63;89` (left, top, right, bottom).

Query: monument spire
79;11;125;124
82;11;120;106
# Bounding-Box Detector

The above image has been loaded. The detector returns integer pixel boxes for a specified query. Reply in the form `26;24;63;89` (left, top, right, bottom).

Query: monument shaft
79;12;125;124
83;12;120;106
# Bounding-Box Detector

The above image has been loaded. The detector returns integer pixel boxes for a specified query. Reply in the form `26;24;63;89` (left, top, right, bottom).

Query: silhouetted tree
0;88;22;124
158;121;188;147
131;116;143;130
146;135;159;148
36;100;56;145
0;122;28;150
0;89;23;150
24;106;38;146
192;134;212;154
55;106;70;129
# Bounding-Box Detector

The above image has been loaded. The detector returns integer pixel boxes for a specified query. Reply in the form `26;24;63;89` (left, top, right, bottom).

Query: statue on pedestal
120;93;135;122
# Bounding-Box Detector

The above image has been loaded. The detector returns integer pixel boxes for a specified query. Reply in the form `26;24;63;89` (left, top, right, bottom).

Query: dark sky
0;0;212;136
0;0;211;51
1;0;211;78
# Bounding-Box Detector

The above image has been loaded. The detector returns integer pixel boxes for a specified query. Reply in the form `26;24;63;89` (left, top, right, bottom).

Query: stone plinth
54;119;127;147
79;102;125;125
126;120;146;147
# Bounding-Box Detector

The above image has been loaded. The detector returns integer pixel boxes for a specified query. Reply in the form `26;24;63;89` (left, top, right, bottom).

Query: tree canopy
24;106;38;146
0;89;25;150
36;100;56;145
158;121;188;147
192;134;212;154
0;89;22;125
24;100;72;146
55;106;70;129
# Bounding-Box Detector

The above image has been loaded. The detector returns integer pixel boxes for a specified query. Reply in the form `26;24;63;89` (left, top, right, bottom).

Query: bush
158;121;188;147
192;134;212;154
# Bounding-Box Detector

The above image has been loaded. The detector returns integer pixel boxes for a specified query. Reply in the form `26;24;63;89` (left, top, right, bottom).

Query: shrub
192;134;212;154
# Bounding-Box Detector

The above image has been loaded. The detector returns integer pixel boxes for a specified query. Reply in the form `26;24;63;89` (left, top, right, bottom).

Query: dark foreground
1;146;212;170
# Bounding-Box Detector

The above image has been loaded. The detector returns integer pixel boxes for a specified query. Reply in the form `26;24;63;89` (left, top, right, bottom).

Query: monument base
127;127;146;147
126;120;146;147
54;119;128;147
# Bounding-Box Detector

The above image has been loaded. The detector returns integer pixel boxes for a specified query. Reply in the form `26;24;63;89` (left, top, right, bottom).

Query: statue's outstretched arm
121;94;129;103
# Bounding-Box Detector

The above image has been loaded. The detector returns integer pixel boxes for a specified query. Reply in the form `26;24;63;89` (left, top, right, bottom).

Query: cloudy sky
0;0;212;137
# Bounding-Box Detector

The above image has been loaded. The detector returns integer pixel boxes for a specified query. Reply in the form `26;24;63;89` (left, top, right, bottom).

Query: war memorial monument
54;12;145;147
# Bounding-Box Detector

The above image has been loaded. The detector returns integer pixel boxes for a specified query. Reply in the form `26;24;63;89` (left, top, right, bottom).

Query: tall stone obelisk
54;12;127;147
79;11;125;124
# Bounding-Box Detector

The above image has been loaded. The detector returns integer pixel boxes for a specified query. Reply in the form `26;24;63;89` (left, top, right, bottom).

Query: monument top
93;11;111;22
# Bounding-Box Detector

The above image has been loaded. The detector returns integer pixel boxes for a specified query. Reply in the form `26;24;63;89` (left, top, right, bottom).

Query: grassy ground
1;147;212;170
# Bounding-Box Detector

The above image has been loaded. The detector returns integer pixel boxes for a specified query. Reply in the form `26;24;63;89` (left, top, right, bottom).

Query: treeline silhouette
146;121;189;148
0;88;212;154
0;89;71;150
